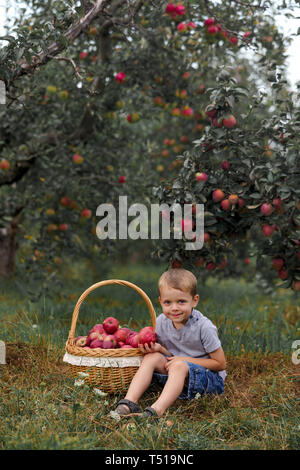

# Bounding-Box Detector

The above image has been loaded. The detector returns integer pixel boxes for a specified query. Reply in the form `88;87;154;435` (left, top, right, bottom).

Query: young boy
114;268;226;418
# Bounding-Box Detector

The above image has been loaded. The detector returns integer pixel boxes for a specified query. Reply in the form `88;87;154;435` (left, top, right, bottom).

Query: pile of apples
74;316;157;349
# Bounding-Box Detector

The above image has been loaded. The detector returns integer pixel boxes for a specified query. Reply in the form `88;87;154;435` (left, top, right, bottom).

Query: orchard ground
0;262;299;450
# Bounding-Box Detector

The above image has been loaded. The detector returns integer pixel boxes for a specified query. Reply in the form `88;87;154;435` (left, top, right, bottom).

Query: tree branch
47;55;84;80
13;0;111;81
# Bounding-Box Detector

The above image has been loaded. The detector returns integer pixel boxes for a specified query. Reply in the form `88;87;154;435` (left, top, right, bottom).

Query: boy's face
159;285;199;329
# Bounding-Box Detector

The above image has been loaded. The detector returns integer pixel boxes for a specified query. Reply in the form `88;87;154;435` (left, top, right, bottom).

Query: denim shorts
152;361;224;400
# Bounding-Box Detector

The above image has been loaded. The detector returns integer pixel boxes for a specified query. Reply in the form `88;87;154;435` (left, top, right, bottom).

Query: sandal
141;406;159;421
115;399;142;416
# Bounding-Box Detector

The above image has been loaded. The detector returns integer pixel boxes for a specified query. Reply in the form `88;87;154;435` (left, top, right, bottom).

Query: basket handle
68;279;157;342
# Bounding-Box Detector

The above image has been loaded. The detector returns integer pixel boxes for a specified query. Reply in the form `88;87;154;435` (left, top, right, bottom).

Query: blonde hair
158;268;197;297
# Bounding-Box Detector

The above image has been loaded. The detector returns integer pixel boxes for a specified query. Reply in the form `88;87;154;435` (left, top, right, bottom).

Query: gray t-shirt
155;308;226;381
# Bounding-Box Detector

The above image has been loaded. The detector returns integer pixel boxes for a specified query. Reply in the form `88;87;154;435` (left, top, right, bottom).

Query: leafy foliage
0;0;299;294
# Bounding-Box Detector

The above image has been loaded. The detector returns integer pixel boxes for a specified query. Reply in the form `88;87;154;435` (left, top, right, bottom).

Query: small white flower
126;423;136;431
77;372;89;378
194;393;201;400
32;324;38;329
74;379;85;387
109;410;121;421
93;388;108;397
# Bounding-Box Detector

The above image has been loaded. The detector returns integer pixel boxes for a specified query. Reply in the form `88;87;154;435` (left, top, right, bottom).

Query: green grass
0;262;299;450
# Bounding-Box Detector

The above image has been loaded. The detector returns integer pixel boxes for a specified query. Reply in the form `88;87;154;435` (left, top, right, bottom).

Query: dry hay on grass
4;341;69;387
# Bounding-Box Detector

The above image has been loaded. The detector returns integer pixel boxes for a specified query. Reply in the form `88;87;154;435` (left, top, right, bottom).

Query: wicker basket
64;279;157;393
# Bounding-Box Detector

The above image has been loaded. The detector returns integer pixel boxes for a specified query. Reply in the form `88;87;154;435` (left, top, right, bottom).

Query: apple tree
0;0;299;297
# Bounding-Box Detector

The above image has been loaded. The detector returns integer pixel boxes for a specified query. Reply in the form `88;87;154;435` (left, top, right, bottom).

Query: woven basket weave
64;279;156;393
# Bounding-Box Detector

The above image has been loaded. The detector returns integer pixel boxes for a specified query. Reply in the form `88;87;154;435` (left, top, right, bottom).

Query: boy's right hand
138;342;162;354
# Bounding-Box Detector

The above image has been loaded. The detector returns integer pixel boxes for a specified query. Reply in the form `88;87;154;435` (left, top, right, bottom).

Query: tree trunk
0;216;18;277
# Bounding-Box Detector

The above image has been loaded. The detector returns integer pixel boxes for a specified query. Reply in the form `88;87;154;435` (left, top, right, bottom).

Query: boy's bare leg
116;353;167;413
149;361;189;416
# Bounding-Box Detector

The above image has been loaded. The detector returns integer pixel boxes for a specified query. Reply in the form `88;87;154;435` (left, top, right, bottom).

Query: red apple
114;328;130;344
73;154;83;164
272;258;284;270
207;25;218;35
206;262;216;271
138;327;157;346
212;118;222;128
154;96;164;106
103;316;119;334
90;339;104;349
172;107;181;116
177;22;187;32
121;344;134;349
165;3;176;14
119;175;126;183
126;332;139;347
0;159;10;170
91;323;105;334
195;172;207;182
60;196;70;207
221;199;231;211
102;335;117;349
87;331;104;343
222;160;230;170
204;18;215;26
228;194;239;205
115;72;125;83
278;269;288;280
59;223;68;231
205;104;217;118
262;225;274;237
181;107;193;117
222;115;236;128
79;51;88;60
213;189;225;202
261;203;273;216
75;336;88;347
244;258;250;265
175;4;186;15
81;208;92;219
